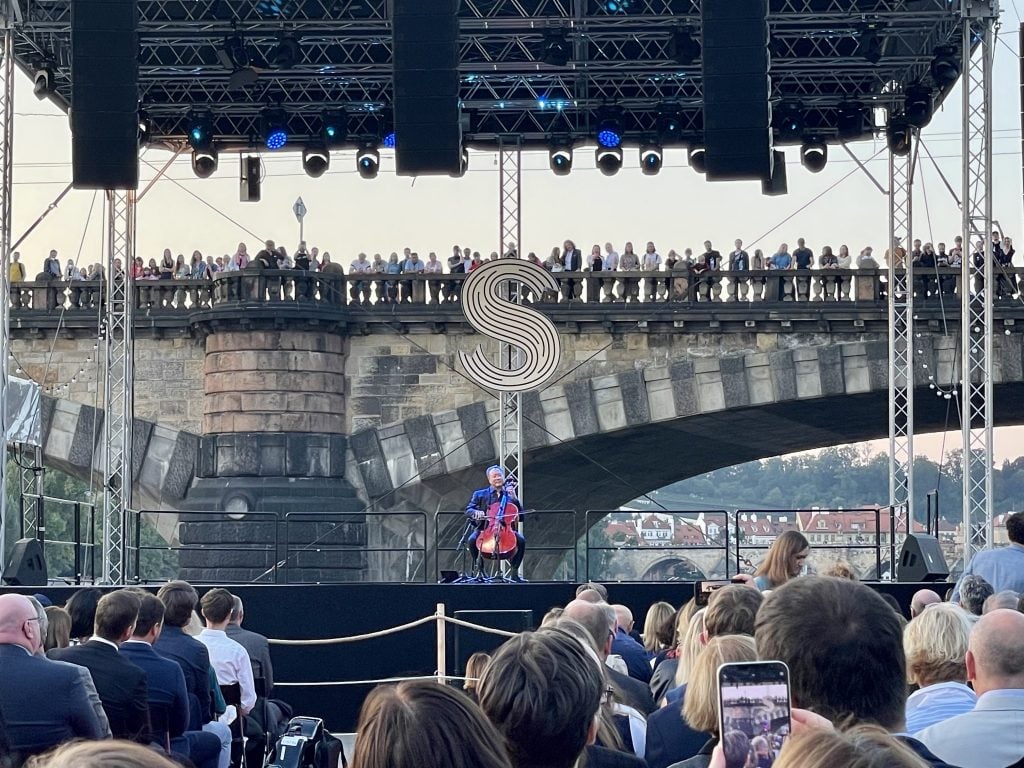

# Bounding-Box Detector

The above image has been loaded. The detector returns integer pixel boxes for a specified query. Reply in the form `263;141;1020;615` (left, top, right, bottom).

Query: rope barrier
442;615;518;637
266;612;517;646
275;675;477;688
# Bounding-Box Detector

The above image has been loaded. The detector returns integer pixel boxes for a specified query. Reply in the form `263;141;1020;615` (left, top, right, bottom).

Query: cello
475;489;520;561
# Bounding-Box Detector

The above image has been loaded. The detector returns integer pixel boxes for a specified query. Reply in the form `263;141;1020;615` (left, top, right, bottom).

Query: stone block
669;360;698;416
68;404;100;473
45;401;77;463
565;380;599;437
865;339;888;391
645;378;676;422
539;387;575;444
522;390;548;450
458;402;496;466
817;345;845;395
433;414;471;472
841;345;870;394
745;355;774;405
619;370;650;426
405;415;444;479
349;429;393;497
794;351;823;399
696;366;725;413
768;350;797;401
164;432;198;501
719;356;750;409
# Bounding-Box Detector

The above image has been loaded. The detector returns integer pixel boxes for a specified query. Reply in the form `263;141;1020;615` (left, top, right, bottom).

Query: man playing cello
466;465;527;582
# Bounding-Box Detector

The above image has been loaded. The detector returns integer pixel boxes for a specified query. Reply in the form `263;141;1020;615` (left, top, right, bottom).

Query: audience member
823;561;858;580
541;606;564;625
957;574;994;616
916;609;1024;767
43;605;71;651
953;511;1024;600
26;740;179;768
753;531;810;590
772;726;930;768
648;608;689;703
197;589;256;717
65;587;103;643
981;589;1019;614
462;651;491;704
153;581;213;728
612;604;653;683
642;601;675;658
226;595;273;696
351;681;513;768
577;582;610;601
910;589;942;618
702;585;763;642
902;603;976;733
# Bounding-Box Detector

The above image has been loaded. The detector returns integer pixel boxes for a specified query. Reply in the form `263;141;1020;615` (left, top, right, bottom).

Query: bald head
575;589;603;604
612;604;633;632
911;589;942;617
967;609;1024;695
0;593;41;652
983;591;1020;614
563;600;614;657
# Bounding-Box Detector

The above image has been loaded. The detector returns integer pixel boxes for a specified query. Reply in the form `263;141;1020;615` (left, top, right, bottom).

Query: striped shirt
906;681;976;734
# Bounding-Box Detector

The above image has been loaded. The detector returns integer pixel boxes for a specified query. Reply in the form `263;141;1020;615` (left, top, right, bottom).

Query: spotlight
800;138;827;173
688;146;706;174
668;28;700;66
930;45;960;86
302;146;330;178
656;103;684;144
775;102;804;143
541;29;570;67
221;35;251;69
836;101;868;141
855;25;882;64
187;113;214;151
382;131;396;149
262;110;289;150
549;145;573;176
357;144;380;179
605;0;630;10
595;146;623;176
904;84;933;128
268;33;301;69
138;111;151;145
33;66;54;100
191;148;219;178
596;108;623;149
640;144;663;176
323;111;345;146
886;116;912;157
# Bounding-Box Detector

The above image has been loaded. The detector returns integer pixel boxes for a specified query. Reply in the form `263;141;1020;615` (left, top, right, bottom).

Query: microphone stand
452;517;478;584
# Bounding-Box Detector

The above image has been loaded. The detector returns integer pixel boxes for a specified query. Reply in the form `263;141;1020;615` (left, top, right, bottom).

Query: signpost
293;196;307;244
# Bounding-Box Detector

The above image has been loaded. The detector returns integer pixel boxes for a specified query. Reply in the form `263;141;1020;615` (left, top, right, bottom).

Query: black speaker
71;0;139;189
761;150;788;196
2;538;48;587
898;534;950;582
391;0;462;176
240;156;261;202
701;0;771;181
453;610;532;674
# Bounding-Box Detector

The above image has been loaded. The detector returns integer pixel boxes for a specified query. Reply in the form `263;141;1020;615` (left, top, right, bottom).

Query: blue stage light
597;125;622;149
383;131;396;149
265;128;288;150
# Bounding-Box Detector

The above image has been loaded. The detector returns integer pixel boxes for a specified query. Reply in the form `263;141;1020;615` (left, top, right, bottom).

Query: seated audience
225;595;273;696
351;680;512;768
649;605;698;705
957;574;994;616
153;581;213;727
910;589;942;618
197;589;256;716
43;606;71;651
953;511;1024;600
902;603;976;733
982;590;1019;614
462;651;491;704
772;726;930;768
642;601;675;661
25;740;179;768
916;609;1024;767
65;587;103;644
612;604;653;683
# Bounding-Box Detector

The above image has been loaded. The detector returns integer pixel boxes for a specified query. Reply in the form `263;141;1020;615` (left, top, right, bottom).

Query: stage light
262;110;289;150
33;66;54;100
688;146;706;174
640;144;663;176
269;34;301;69
549;147;572;176
383;131;396;149
138;111;151;145
191;148;218;178
302;146;330;178
775;102;804;142
323;112;345;146
541;30;570;67
668;28;700;66
605;0;630;10
886;116;912;157
855;25;882;64
221;35;250;68
930;45;960;86
596;146;622;176
904;84;933;128
357;145;380;179
657;103;684;144
596;107;624;149
836;101;868;141
800;138;827;173
187;113;214;151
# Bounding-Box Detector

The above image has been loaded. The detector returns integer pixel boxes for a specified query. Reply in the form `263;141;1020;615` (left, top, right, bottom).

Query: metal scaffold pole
497;137;524;499
0;14;14;571
888;133;915;557
101;190;136;584
961;0;997;564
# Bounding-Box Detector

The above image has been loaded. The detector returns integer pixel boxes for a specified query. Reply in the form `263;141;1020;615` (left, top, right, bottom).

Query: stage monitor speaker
761;150;788;196
391;0;462;176
240;155;261;202
898;534;950;582
2;538;48;587
701;0;771;181
71;0;139;189
453;610;532;674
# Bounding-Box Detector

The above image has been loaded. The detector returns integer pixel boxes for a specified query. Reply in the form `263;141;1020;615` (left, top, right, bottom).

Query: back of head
674;607;707;687
903;603;971;686
705;586;763;638
910;589;941;617
1006;511;1024;545
982;590;1019;614
969;608;1024;687
44;606;72;651
563;599;613;652
26;738;182;768
959;575;994;616
683;634;758;733
576;582;609;601
95;590;142;642
351;681;512;768
755;577;906;730
132;593;166;637
200;588;234;625
157;581;198;627
229;595;243;624
478;629;602;768
65;587;103;639
464;652;492;690
773;725;929;768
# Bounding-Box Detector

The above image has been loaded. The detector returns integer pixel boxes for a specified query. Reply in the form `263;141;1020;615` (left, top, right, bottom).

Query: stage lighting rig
800;138;827;173
640;144;663;176
357;143;380;179
596;146;623;176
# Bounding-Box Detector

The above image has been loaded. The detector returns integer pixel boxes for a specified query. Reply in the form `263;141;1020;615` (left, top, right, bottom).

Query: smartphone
694;579;741;607
717;661;791;768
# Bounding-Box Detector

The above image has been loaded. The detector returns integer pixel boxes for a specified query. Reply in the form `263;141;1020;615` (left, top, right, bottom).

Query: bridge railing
19;494;98;584
9;266;1014;314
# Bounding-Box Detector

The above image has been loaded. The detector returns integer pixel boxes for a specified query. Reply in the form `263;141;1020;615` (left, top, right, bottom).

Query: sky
8;8;1024;465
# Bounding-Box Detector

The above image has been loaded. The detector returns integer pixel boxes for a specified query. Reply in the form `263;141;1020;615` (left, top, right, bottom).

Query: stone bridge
11;269;1024;578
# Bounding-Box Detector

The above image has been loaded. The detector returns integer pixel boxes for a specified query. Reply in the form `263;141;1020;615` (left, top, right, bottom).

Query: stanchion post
436;602;447;684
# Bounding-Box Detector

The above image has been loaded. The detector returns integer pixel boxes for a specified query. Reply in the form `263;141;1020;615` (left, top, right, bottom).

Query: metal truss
960;0;997;565
498;138;524;500
101;191;136;585
0;15;12;570
19;446;42;539
887;136;914;551
13;0;960;151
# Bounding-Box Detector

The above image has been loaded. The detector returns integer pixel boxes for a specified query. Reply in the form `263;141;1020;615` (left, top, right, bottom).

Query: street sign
293;197;307;221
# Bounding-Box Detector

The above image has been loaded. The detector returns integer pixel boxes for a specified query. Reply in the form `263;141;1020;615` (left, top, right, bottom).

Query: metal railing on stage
19;494;97;584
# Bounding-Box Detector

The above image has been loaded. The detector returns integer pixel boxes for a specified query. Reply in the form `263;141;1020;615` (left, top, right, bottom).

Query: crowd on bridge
3;511;1024;768
9;228;1020;309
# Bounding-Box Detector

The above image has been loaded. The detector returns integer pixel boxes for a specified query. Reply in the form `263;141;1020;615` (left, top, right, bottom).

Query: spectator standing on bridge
424;252;444;304
9;250;24;283
953;512;1024;602
728;240;749;271
620;242;640;302
753;530;810;591
43;249;61;280
793;237;814;298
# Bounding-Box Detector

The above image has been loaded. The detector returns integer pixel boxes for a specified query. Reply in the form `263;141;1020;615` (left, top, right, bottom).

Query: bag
266;716;346;768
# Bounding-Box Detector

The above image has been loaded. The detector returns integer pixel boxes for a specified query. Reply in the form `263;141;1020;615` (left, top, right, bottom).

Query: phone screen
693;579;733;606
717;662;791;768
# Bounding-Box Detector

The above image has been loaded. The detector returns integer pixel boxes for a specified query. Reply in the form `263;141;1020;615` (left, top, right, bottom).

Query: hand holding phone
717;661;792;768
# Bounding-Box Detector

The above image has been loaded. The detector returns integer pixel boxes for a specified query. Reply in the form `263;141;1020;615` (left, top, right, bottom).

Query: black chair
220;683;246;768
148;701;173;754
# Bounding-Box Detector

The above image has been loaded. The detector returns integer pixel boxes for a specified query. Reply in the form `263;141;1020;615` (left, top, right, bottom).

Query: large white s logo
459;260;562;392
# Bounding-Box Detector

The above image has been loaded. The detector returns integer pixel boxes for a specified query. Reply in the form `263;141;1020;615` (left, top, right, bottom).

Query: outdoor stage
16;579;942;731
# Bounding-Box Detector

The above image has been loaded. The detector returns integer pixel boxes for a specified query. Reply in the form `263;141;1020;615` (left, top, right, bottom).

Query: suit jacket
585;745;648;768
50;639;151;743
612;629;652;684
610;666;656;716
0;643;104;759
120;640;190;741
154;624;213;728
51;657;112;738
226;624;274;695
915;691;1024;768
564;249;583;272
644;688;711;768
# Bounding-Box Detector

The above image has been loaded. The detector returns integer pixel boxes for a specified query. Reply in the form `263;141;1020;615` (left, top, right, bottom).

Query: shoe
510;569;527;583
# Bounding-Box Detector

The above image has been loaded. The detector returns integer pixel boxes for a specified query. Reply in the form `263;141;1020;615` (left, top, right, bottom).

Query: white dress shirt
197;629;257;713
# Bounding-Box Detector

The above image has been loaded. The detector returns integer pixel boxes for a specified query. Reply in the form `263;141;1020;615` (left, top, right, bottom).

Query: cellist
465;465;527;582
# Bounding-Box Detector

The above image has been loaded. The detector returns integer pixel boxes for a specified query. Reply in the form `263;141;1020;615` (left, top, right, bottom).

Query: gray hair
959;575;994;616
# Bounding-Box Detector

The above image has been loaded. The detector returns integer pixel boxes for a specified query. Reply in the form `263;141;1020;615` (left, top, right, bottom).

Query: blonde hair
903;603;972;686
28;740;179;768
755;531;810;589
682;635;758;733
824;561;858;581
464;652;491;692
774;725;929;768
642;601;675;653
674;608;707;688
